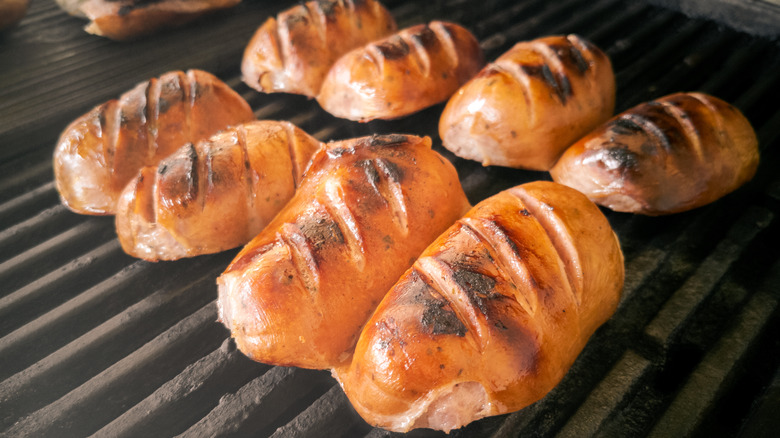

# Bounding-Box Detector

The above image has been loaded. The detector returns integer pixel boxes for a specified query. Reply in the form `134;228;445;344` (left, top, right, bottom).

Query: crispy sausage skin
316;21;485;122
79;0;241;40
217;134;471;369
439;34;615;170
550;92;759;215
53;69;255;215
241;0;397;98
335;181;624;433
115;121;323;261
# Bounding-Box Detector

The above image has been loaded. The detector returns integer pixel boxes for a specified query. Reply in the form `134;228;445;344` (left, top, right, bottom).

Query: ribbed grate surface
1;0;780;436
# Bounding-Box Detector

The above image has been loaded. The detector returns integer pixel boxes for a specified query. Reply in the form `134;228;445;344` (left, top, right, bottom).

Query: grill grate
1;0;780;436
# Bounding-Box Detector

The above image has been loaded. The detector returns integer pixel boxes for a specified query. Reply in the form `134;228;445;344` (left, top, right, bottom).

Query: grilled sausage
439;34;615;170
217;134;471;369
79;0;241;40
54;69;255;215
316;21;485;121
550;92;759;215
241;0;397;98
0;0;28;29
334;181;624;432
115;121;323;261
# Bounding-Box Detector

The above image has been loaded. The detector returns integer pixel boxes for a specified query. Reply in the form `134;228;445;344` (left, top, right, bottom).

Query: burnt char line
102;102;121;175
601;146;641;172
414;259;478;344
408;270;468;337
367;133;409;147
459;217;539;317
297;209;345;252
144;79;159;162
357;159;381;186
279;222;322;293
530;41;573;104
451;268;498;316
314;0;341;18
563;35;592;74
236;125;255;202
373;157;403;184
373;34;411;60
658;99;704;158
406;25;436;76
321;177;366;268
182;143;200;207
616;111;674;153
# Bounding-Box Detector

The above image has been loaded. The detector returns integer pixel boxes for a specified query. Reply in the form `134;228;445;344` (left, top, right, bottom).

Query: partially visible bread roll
115;121;323;261
439;34;615;170
79;0;241;40
550;92;759;215
217;134;471;370
335;180;624;433
241;0;397;98
54;69;255;215
316;21;484;122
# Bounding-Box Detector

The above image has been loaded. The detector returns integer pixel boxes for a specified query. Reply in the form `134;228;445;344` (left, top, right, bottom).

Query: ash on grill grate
1;0;780;437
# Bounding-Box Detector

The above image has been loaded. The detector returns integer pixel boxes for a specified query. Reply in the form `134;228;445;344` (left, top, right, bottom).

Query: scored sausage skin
335;181;624;433
53;69;255;215
316;21;485;121
439;34;615;170
115;121;323;261
241;0;397;97
550;92;759;215
217;134;471;370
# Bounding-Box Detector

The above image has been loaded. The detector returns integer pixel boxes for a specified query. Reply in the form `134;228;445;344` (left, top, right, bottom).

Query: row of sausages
51;0;759;433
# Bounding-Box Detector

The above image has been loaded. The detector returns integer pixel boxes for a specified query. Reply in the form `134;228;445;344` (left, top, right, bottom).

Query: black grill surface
2;0;780;437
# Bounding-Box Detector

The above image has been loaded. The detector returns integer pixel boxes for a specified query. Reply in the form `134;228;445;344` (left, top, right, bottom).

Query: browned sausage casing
241;0;397;98
217;134;471;369
54;69;255;215
316;21;485;122
115;121;323;261
80;0;242;40
550;92;759;215
335;181;624;433
439;34;615;170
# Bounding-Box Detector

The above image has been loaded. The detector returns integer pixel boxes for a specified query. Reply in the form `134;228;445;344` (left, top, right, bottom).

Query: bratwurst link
115;121;323;261
217;134;470;369
550;92;759;215
335;181;624;432
53;69;254;215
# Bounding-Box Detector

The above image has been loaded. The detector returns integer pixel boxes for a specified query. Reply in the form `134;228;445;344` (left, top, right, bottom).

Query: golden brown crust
316;21;485;121
53;69;255;215
115;121;323;261
217;134;471;369
80;0;241;40
335;180;624;433
241;0;397;97
549;92;760;215
439;34;615;170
